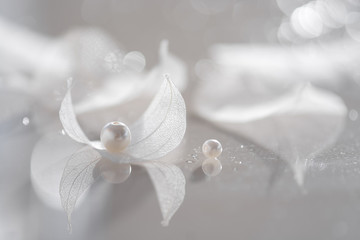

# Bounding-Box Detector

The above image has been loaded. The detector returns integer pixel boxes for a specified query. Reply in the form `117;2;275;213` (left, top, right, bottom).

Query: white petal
193;58;304;123
158;40;188;91
209;42;360;85
205;84;347;186
59;78;104;149
143;40;188;95
126;76;186;160
59;79;90;144
59;146;101;232
141;162;185;226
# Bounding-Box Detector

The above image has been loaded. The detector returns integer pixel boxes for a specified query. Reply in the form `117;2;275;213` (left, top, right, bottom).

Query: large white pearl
202;158;222;177
100;159;132;184
100;121;131;153
202;139;223;158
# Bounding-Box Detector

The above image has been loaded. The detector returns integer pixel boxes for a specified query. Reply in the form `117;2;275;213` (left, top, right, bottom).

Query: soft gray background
1;0;360;240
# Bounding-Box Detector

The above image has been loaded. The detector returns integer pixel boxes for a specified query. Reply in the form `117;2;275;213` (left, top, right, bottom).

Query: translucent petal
126;76;186;160
59;78;104;150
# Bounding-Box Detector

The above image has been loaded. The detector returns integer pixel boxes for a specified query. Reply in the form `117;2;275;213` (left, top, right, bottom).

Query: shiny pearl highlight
202;158;222;177
100;121;131;153
202;139;222;158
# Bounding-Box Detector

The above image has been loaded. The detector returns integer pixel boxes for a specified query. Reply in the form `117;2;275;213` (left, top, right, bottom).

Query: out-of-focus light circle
349;109;359;121
291;4;324;39
277;21;298;43
346;12;360;42
123;51;146;72
22;117;30;126
316;0;347;29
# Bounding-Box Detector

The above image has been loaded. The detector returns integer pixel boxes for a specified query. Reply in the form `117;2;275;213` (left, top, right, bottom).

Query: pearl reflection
202;158;222;177
99;158;132;184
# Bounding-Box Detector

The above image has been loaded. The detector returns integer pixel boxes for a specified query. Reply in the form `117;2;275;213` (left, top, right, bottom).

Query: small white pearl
100;159;131;184
202;139;222;158
100;121;131;153
202;158;222;177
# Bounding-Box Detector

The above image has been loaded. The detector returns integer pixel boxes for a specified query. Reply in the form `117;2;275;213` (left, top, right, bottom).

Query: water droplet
349;109;358;121
186;153;198;164
193;147;201;154
240;145;244;148
61;129;66;135
22;117;30;126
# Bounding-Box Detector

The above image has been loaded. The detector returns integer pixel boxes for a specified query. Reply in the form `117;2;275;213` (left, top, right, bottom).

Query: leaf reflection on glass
59;146;101;233
143;162;185;226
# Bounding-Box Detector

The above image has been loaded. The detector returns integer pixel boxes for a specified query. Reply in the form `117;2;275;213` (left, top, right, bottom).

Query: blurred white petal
74;73;144;115
208;42;360;86
158;40;188;91
127;76;186;160
198;84;346;186
145;40;188;94
193;59;302;123
59;146;101;232
141;161;185;226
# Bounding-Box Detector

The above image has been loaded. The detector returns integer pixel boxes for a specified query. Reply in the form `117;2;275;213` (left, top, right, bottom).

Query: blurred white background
1;0;360;240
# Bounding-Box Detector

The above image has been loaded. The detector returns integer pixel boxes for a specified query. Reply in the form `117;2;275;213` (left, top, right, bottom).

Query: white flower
35;75;186;232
